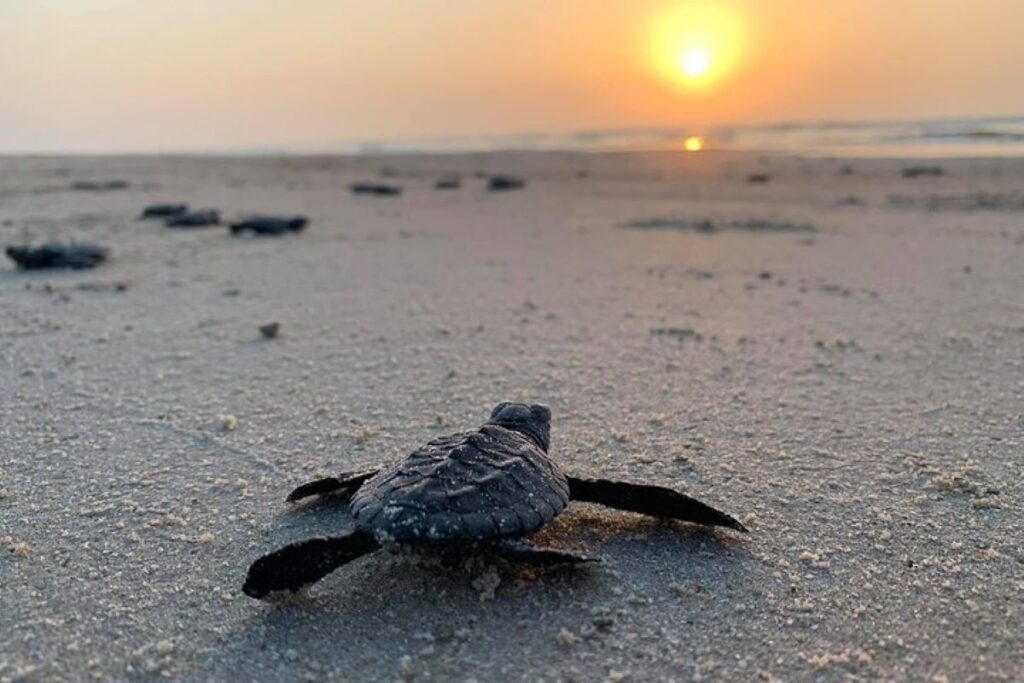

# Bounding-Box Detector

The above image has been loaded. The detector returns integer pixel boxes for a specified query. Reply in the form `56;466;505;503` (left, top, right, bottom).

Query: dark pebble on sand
651;327;703;342
76;281;128;292
902;165;945;179
259;322;281;339
70;180;130;192
435;177;462;190
350;182;402;196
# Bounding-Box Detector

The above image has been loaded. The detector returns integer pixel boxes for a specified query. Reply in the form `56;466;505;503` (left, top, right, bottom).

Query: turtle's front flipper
493;540;599;566
566;477;747;533
242;530;381;600
286;470;379;503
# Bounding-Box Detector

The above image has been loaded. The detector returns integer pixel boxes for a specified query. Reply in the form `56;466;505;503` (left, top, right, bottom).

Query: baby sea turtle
165;210;220;228
230;215;308;236
140;203;188;219
243;402;746;600
487;175;526;192
350;182;402;196
6;242;109;270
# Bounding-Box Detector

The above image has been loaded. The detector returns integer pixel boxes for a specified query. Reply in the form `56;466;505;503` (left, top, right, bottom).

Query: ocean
347;116;1024;159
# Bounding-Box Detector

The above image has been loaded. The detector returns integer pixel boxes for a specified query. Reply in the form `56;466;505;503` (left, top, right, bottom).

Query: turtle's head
488;402;551;452
6;246;27;262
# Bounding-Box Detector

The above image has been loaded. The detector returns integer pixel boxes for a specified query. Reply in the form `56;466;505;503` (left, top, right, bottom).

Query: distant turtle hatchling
230;215;308;236
5;242;109;270
243;402;746;599
139;203;189;219
165;210;220;228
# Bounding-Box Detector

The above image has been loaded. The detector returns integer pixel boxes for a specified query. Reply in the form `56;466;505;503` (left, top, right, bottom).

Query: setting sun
646;3;747;89
684;135;704;151
680;49;711;78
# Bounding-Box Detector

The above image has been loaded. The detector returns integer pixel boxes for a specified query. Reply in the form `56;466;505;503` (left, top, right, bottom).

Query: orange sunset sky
2;0;1023;152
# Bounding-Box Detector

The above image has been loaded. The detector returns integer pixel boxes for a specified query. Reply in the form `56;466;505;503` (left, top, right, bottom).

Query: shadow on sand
215;503;755;679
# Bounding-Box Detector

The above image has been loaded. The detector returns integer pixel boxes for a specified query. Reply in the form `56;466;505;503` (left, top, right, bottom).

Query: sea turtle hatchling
229;215;308;236
165;210;220;228
139;203;188;219
5;242;109;270
243;402;746;599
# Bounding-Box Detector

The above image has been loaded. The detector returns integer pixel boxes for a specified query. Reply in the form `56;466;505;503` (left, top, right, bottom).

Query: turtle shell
350;424;569;543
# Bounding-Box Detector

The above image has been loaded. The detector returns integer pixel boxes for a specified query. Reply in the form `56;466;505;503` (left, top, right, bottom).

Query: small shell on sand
217;415;239;432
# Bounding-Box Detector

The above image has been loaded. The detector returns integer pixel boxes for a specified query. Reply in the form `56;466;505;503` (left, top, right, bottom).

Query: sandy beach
1;150;1022;681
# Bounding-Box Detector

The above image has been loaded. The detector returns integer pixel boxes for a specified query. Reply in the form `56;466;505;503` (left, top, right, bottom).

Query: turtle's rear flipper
243;531;381;600
286;470;379;503
493;540;598;566
566;476;748;533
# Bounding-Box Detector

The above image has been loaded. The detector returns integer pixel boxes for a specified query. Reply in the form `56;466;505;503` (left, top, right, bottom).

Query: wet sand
1;150;1022;681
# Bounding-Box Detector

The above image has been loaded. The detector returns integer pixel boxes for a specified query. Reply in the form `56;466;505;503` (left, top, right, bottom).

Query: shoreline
4;145;1024;160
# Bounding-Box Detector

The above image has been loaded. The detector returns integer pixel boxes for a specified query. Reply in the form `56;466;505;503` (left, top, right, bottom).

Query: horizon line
2;112;1022;157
